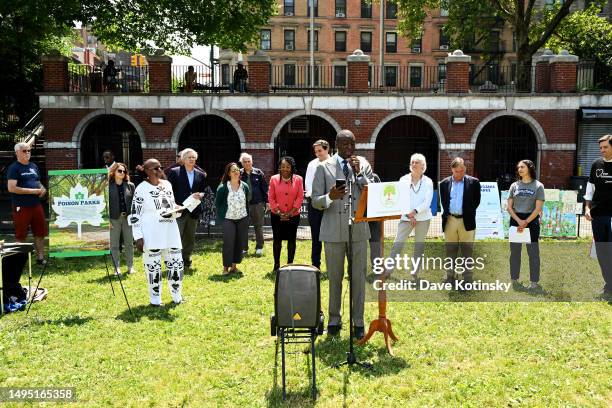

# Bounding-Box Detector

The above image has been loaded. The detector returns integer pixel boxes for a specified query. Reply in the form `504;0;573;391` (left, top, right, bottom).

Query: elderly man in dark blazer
167;148;207;270
439;157;481;284
311;129;374;340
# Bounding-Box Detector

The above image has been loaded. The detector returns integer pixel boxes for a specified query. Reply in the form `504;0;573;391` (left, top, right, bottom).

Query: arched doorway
178;115;241;188
80;115;143;171
374;116;439;184
275;115;337;177
475;116;538;190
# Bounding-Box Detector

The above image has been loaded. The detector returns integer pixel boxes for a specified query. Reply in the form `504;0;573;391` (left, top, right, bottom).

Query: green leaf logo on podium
52;183;106;238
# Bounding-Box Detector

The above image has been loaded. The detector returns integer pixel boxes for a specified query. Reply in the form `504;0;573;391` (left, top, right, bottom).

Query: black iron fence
172;64;238;93
577;61;612;91
470;64;532;94
369;65;446;93
68;65;149;93
271;65;346;92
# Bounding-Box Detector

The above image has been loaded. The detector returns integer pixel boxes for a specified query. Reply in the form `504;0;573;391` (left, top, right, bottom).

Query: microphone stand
335;169;372;369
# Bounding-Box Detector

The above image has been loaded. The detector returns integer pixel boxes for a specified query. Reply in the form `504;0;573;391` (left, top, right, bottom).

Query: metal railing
171;64;237;93
68;64;149;93
577;61;612;91
271;65;346;92
369;66;445;93
469;64;532;94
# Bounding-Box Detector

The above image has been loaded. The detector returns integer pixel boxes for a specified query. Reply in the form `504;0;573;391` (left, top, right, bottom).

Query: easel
353;185;400;355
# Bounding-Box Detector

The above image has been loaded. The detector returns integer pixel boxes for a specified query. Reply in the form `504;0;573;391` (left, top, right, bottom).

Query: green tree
543;3;612;64
394;0;579;89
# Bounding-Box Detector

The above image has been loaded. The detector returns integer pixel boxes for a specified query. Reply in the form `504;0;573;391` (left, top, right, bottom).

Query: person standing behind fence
507;160;545;291
108;163;135;276
239;153;268;256
7;142;48;265
304;139;330;269
131;159;184;306
584;134;612;299
269;156;304;272
385;153;433;281
439;157;481;285
232;62;248;93
166;148;207;271
184;66;197;93
215;162;250;275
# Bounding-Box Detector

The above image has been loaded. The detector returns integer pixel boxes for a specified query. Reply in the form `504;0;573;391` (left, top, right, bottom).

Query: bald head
336;129;356;159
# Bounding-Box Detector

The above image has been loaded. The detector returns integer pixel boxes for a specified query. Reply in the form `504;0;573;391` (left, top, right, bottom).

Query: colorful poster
48;169;110;258
366;181;411;218
475;182;504;240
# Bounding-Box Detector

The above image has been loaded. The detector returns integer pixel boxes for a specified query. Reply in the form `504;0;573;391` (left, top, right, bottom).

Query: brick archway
269;110;342;145
171;109;246;148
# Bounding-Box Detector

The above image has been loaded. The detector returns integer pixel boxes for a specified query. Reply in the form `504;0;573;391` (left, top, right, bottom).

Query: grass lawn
0;239;610;407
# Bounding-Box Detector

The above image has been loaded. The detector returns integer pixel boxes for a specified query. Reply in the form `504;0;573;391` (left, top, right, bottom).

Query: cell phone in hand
335;179;346;189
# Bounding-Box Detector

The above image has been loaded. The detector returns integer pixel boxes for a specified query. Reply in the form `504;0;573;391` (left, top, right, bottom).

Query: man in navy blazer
167;148;207;269
439;157;481;284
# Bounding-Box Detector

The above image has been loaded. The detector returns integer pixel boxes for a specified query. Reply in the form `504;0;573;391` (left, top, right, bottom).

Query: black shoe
353;326;365;340
327;324;341;336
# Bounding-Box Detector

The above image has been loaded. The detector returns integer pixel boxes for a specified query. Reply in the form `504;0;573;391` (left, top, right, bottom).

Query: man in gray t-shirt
508;180;545;213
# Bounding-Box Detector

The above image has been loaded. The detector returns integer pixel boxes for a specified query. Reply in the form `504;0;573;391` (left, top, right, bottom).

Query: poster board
475;182;505;240
366;181;412;218
48;169;110;258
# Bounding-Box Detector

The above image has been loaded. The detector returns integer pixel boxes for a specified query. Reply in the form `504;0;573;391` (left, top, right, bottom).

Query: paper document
182;195;201;212
509;226;531;243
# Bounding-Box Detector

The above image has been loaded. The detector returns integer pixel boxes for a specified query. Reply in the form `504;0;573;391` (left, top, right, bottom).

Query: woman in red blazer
268;156;304;272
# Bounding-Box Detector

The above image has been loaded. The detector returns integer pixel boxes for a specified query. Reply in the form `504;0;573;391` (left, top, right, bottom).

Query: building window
438;62;447;82
221;64;230;85
361;1;372;18
411;37;422;53
260;29;271;50
308;66;320;86
284;30;295;51
334;66;347;87
335;0;347;17
512;31;517;52
410;65;423;87
386;32;397;53
284;64;296;86
488;31;500;52
385;66;397;87
360;32;372;53
284;0;295;16
307;0;318;17
439;27;449;49
307;30;319;51
386;1;397;19
335;31;347;52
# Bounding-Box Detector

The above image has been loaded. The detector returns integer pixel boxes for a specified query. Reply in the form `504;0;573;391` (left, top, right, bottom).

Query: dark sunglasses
116;169;126;174
151;166;163;171
21;149;31;153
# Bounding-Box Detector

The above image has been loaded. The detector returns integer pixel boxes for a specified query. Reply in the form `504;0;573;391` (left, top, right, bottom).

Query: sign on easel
48;169;110;258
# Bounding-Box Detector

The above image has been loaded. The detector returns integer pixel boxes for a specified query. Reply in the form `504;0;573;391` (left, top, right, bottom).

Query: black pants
2;252;27;303
307;200;323;268
510;214;541;283
222;217;248;267
591;215;612;293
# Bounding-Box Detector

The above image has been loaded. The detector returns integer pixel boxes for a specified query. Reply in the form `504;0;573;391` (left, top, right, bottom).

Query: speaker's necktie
342;159;350;180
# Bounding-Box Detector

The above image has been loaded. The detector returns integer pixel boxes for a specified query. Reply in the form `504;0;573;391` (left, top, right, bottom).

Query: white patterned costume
131;180;184;305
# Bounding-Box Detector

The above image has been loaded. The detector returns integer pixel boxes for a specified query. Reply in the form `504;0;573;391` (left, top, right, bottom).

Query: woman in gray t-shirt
507;159;545;290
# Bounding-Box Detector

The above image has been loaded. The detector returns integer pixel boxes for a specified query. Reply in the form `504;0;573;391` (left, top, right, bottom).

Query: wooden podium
353;185;400;355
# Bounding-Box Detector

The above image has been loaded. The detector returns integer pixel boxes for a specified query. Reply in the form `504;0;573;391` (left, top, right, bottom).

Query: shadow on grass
208;271;244;282
116;302;178;323
26;315;94;326
316;335;408;377
87;273;134;285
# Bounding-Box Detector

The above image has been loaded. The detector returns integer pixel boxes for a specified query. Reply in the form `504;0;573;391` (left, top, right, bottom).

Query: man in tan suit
311;129;374;339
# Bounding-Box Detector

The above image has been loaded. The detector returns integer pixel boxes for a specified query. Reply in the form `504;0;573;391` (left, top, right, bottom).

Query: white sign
52;183;106;238
366;181;411;218
475;182;505;240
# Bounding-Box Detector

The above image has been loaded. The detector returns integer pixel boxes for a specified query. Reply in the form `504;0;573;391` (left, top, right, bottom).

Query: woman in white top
131;158;184;306
386;153;434;279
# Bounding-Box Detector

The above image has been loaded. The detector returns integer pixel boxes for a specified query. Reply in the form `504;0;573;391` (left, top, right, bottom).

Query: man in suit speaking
311;129;374;340
439;157;481;285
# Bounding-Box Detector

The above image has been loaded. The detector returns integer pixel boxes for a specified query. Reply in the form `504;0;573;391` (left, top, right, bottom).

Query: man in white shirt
304;139;330;269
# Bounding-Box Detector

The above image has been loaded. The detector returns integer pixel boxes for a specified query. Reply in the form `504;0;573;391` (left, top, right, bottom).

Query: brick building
39;49;612;193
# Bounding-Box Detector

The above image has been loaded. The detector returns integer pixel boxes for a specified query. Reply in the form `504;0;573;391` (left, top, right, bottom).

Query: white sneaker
127;267;135;275
114;268;121;276
255;249;264;256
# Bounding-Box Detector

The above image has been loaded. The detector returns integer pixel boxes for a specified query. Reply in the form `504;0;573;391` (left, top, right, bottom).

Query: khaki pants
444;216;476;280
